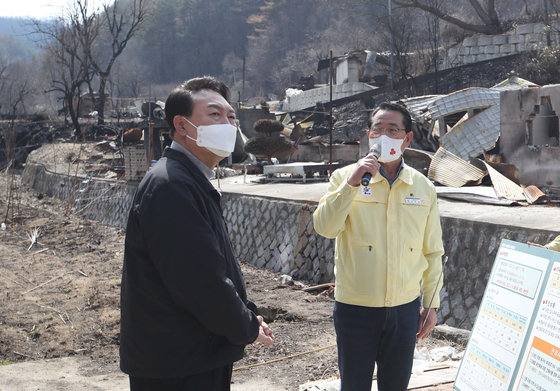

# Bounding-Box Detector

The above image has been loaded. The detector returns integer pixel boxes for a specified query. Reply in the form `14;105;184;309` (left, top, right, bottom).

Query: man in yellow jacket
313;102;444;391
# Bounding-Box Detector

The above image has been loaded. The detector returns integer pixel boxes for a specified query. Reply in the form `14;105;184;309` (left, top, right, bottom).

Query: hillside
0;17;42;61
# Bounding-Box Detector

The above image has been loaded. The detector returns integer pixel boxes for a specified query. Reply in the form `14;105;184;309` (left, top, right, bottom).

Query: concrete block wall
443;22;560;69
22;163;136;228
21;163;558;330
284;82;374;112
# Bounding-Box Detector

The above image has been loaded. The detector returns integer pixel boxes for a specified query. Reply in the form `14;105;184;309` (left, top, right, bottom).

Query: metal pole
422;255;448;329
242;55;246;102
544;0;551;47
148;101;153;168
329;50;333;176
388;0;395;89
148;121;154;167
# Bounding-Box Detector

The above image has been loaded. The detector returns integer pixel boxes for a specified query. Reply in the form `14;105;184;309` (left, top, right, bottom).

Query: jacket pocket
400;239;426;291
342;237;381;296
350;237;375;253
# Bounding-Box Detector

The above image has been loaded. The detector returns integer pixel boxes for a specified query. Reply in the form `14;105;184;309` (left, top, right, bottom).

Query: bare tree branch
31;13;93;135
0;62;7;81
393;0;503;34
467;0;494;27
32;0;147;130
85;0;148;125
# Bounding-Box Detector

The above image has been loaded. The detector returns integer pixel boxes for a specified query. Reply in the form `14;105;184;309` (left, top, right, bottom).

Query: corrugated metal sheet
403;148;433;177
428;147;486;187
398;95;442;116
492;75;539;90
427;88;500;118
523;185;546;204
483;161;526;201
405;78;534;120
396;78;537;166
440;104;501;160
435;187;517;205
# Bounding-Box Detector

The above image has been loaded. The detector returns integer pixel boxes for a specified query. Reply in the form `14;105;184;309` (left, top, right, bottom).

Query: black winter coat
120;147;259;378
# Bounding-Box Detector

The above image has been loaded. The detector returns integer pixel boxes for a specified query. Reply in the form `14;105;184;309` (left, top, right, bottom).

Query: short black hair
368;102;412;133
165;76;230;139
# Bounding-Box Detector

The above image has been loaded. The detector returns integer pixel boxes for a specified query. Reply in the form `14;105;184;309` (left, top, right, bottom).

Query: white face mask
369;134;404;163
183;117;237;157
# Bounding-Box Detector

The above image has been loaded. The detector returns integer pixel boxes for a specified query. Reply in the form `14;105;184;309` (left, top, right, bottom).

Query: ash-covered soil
0;171;459;390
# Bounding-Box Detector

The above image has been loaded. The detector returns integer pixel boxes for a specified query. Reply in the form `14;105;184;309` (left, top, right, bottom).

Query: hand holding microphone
360;143;381;186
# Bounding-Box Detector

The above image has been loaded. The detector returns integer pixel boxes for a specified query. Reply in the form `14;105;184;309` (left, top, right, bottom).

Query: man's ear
403;131;413;148
173;116;187;136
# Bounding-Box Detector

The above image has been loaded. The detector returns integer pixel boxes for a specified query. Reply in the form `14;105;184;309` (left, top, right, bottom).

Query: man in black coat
120;76;274;391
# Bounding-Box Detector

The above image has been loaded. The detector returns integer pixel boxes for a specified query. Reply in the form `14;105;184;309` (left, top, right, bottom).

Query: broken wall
335;57;361;84
500;85;560;187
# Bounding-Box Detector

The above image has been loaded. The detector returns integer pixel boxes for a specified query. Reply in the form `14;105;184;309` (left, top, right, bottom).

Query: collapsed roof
398;76;546;205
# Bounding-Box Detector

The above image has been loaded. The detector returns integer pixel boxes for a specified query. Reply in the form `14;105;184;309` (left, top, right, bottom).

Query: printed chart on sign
454;241;550;391
458;344;511;391
478;302;527;355
513;261;560;391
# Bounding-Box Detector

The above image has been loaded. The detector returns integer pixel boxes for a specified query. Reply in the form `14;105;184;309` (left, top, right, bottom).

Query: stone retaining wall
443;22;560;68
438;217;556;329
21;163;558;329
222;194;335;283
22;163;135;228
223;193;557;329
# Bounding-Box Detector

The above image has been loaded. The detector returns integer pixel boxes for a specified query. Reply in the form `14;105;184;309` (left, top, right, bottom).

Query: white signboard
455;239;560;391
512;261;560;391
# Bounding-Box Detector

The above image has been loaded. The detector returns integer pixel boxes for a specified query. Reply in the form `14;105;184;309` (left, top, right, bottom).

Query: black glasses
370;127;406;138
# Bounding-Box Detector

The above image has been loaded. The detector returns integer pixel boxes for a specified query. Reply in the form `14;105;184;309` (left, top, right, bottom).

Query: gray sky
1;0;67;18
1;0;110;19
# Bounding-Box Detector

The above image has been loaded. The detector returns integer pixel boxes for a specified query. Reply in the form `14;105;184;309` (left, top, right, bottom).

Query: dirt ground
0;169;459;390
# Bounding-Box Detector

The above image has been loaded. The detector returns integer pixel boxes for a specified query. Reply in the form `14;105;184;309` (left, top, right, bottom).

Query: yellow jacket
546;235;560;252
313;163;444;308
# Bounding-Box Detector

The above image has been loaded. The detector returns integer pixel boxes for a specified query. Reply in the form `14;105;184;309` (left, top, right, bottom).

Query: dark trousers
129;364;233;391
333;298;420;391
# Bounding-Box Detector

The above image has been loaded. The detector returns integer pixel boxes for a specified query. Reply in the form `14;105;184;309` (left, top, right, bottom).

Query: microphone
360;143;381;186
